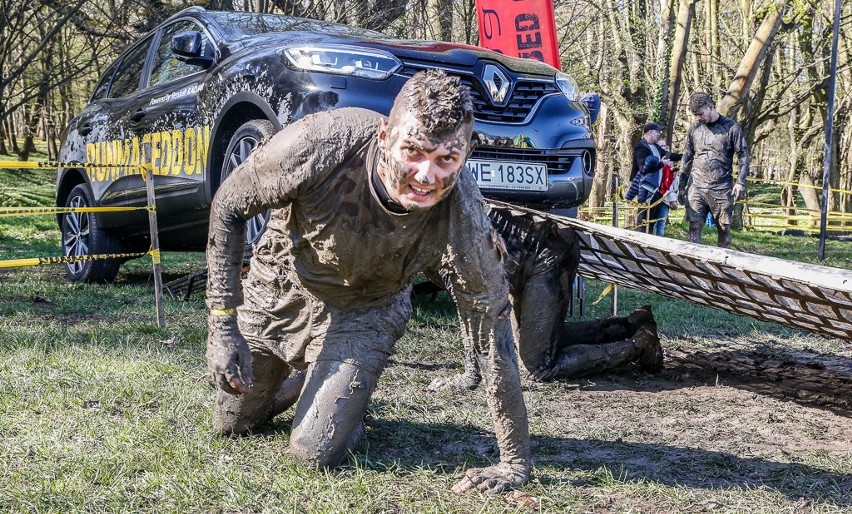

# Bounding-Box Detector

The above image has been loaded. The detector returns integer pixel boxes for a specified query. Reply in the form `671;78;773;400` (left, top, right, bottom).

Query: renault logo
483;64;510;105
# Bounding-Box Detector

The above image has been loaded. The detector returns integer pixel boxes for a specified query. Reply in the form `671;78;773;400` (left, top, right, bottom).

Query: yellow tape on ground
0;206;151;216
0;251;149;269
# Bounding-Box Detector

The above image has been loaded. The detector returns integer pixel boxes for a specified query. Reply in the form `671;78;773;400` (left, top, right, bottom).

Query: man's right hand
677;188;687;206
206;314;254;395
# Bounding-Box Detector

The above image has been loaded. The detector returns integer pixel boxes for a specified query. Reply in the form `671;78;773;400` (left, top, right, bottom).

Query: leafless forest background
1;0;850;214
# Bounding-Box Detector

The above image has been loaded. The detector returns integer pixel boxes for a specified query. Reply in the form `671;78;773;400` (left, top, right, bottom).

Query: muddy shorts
685;184;734;226
237;270;412;374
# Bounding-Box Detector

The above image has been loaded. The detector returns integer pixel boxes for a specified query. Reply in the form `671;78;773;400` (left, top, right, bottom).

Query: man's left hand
733;183;746;200
451;463;529;494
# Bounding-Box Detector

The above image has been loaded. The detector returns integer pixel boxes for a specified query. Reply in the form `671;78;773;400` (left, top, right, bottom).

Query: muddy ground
378;318;852;511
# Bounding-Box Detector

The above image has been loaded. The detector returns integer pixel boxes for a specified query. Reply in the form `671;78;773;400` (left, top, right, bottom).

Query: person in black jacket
630;122;673;182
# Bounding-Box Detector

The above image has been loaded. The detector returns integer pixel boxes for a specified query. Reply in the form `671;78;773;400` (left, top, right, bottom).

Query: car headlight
282;45;401;79
555;72;579;101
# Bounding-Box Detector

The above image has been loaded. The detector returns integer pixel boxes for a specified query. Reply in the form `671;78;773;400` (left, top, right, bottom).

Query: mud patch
666;341;852;415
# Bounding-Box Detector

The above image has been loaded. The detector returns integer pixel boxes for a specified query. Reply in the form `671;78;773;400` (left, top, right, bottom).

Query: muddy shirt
206;106;509;323
681;115;750;190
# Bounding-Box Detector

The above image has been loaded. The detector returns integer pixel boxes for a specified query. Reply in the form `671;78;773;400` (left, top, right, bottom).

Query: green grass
1;150;851;512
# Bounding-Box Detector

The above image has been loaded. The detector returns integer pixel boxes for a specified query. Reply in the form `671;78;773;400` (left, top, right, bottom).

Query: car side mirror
172;32;213;67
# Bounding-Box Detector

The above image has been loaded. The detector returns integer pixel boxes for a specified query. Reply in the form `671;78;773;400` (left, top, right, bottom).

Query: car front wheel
61;183;123;283
220;119;276;245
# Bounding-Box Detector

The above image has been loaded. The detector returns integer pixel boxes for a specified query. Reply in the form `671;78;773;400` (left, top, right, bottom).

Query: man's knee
289;435;342;468
289;360;378;468
213;391;267;436
212;354;289;436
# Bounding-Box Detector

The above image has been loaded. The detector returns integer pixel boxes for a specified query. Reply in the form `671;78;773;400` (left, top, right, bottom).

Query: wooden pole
819;0;841;261
143;164;166;329
610;174;619;316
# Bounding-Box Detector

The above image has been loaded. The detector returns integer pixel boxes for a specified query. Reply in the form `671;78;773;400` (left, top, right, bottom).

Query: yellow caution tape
747;175;852;195
0;205;152;216
210;308;237;316
0;251;149;269
591;284;614;305
149;248;161;265
0;160;152;181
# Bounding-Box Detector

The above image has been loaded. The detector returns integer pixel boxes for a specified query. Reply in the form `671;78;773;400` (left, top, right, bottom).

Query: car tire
220;119;276;245
61;183;123;283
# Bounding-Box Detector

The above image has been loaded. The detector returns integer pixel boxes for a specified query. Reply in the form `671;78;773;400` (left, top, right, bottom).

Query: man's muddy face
692;105;717;125
378;113;470;211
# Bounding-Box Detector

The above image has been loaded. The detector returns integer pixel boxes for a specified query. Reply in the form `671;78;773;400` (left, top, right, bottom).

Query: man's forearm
474;312;531;469
206;196;249;311
737;153;750;186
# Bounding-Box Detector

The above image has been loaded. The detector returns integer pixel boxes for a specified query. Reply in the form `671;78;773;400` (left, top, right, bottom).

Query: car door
94;19;215;237
84;34;156;220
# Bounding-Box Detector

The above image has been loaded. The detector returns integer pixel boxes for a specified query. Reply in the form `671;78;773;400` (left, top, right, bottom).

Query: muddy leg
533;325;662;381
534;306;661;381
554;318;633;349
716;223;732;248
214;352;290;435
687;221;703;244
427;335;481;391
272;369;306;417
513;267;569;374
288;359;380;468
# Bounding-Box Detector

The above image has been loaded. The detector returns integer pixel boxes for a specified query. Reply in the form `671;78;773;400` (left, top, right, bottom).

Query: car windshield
209;11;389;40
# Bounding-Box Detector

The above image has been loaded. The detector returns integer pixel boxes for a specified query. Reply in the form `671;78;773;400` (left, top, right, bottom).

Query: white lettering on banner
467;159;548;191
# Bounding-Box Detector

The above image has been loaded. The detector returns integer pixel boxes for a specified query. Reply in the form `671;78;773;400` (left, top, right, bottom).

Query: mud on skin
205;70;531;494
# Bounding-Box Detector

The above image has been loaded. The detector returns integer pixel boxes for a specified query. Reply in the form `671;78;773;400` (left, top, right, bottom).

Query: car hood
230;32;558;77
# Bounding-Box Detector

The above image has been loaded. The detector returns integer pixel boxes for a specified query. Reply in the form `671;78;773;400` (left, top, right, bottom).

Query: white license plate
467;159;548;192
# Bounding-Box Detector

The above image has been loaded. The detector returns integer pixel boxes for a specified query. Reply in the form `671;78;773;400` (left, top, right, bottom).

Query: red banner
475;0;561;70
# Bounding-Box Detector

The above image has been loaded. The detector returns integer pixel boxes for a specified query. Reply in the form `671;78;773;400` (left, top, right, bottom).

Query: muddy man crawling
205;70;529;493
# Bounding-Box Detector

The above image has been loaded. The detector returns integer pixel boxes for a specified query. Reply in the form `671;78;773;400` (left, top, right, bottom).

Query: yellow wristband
210;308;237;317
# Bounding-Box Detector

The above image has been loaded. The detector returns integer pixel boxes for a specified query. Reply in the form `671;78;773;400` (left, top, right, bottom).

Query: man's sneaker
634;325;664;372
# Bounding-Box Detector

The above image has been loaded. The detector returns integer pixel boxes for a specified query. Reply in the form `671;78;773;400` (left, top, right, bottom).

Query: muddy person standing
678;92;750;248
204;70;529;493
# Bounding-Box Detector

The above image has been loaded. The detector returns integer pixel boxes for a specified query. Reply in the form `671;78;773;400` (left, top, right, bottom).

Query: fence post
143;164;166;329
610;174;619;316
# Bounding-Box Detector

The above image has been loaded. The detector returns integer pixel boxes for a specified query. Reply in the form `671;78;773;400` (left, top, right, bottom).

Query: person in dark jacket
630;122;672;182
626;155;665;233
678;92;750;248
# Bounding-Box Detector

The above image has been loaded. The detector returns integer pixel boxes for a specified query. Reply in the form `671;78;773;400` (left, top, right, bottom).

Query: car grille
471;146;592;176
396;65;559;124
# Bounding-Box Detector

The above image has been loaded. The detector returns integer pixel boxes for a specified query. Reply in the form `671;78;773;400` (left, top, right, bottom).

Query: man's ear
466;134;477;159
378;118;389;149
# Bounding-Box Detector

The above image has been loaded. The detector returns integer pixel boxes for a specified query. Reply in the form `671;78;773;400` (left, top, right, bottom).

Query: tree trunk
798;167;821;225
707;0;719;92
717;1;787;119
588;103;609;209
427;0;453;40
654;0;676;124
7;115;20;155
0;120;7;155
665;0;696;141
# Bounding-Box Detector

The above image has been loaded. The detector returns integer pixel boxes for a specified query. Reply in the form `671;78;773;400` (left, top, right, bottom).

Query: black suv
57;7;596;282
